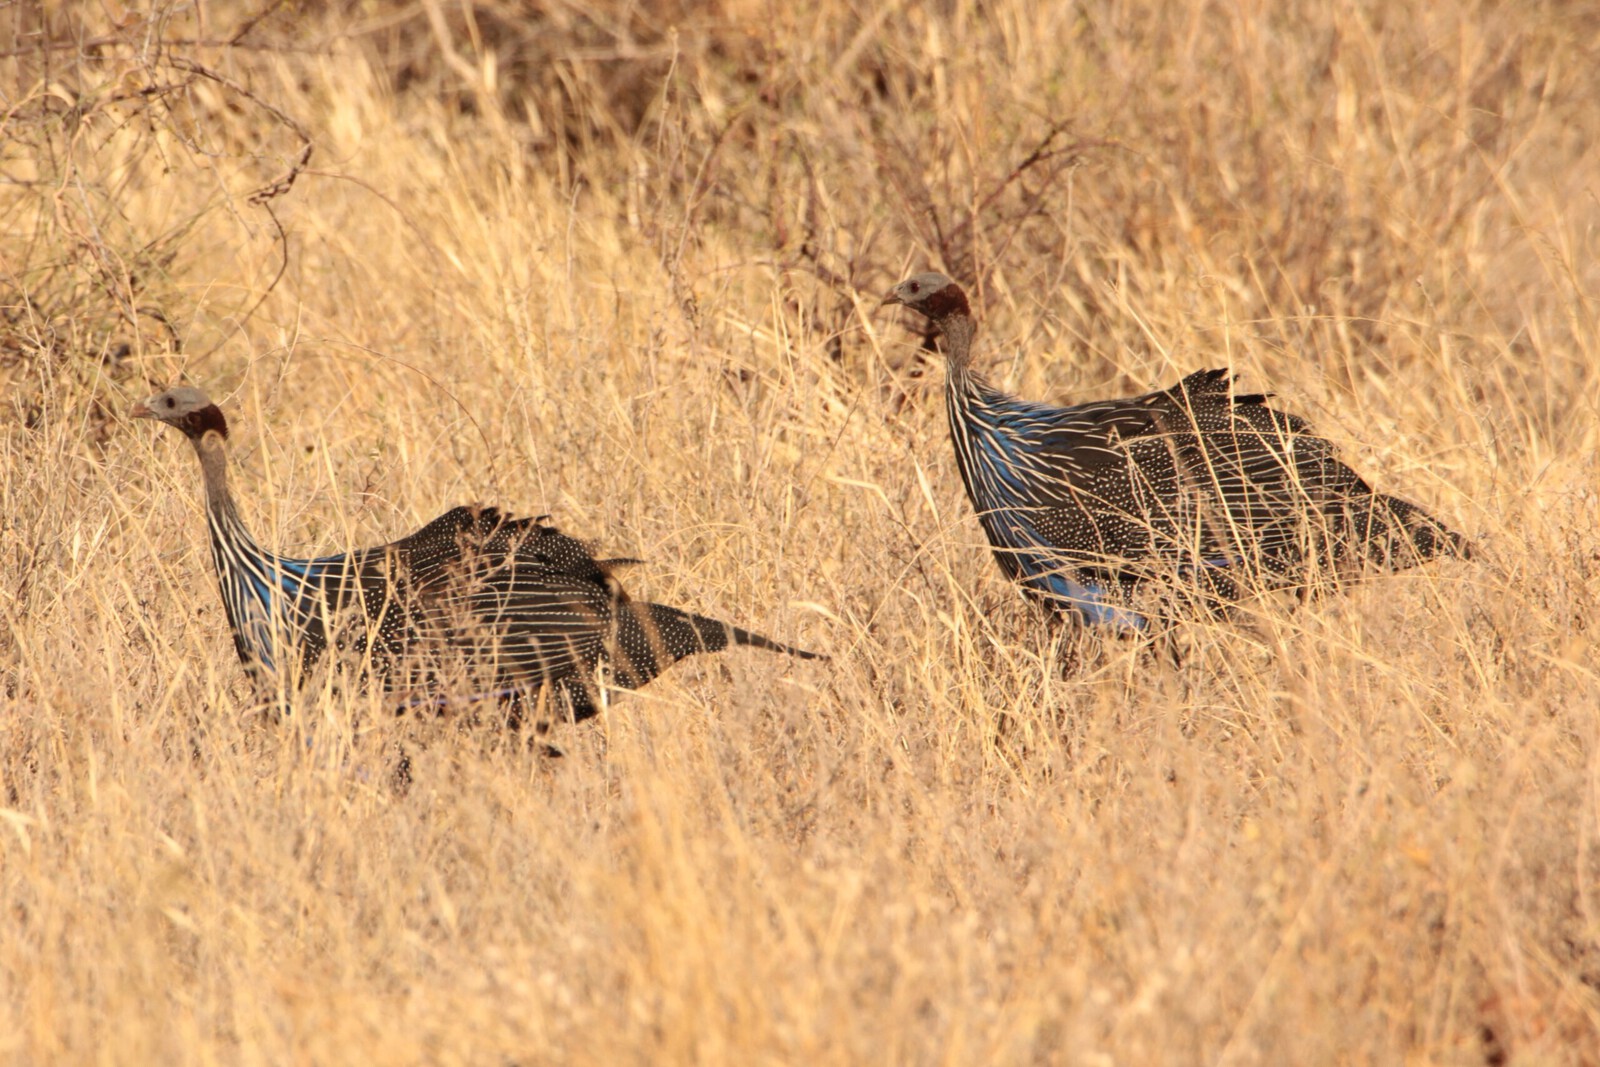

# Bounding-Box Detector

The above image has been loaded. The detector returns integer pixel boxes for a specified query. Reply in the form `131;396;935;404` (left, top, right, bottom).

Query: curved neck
192;433;232;507
937;311;979;378
191;432;262;552
937;312;991;398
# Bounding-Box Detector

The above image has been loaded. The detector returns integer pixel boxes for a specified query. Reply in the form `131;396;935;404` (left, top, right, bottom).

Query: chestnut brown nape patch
185;404;230;440
921;283;971;320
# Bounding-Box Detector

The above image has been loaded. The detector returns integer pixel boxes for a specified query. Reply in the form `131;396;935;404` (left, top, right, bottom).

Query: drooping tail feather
725;621;826;659
607;603;822;692
1352;493;1474;569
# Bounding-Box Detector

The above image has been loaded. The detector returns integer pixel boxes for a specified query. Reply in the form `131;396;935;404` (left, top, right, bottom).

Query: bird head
132;386;230;440
880;272;971;321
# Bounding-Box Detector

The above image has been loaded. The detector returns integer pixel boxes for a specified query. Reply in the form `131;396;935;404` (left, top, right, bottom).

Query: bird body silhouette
134;387;819;722
882;273;1471;630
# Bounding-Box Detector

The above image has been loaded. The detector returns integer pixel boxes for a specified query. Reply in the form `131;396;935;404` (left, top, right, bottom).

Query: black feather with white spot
135;386;822;725
883;273;1473;629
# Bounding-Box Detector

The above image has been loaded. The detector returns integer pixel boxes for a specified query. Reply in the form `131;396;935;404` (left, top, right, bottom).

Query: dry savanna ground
3;0;1599;1062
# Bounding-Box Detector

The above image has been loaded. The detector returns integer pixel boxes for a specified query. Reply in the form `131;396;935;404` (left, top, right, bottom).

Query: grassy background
3;0;1598;1061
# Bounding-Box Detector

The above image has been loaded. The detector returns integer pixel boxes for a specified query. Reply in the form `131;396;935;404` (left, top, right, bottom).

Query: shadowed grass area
2;0;1597;1062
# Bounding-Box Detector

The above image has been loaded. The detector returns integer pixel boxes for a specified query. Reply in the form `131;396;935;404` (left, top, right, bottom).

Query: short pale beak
130;401;153;419
879;292;903;308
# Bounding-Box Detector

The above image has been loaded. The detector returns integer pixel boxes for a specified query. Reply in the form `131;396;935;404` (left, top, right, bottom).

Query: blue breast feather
967;401;1248;631
232;551;354;669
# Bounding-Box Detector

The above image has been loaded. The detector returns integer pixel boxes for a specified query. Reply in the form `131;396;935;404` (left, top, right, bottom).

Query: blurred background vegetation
3;0;1597;1062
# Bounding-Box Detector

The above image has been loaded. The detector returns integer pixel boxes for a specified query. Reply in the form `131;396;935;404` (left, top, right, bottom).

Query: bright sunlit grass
2;0;1598;1062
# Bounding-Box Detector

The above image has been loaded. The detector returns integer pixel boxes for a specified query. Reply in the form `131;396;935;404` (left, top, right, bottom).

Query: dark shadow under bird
881;272;1472;634
134;386;821;725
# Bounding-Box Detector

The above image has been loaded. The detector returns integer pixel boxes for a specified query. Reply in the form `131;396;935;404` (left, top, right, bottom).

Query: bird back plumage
949;364;1471;624
197;501;816;722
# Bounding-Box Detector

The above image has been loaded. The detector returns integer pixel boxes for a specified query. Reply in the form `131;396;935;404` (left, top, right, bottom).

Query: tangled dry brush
2;0;1598;1062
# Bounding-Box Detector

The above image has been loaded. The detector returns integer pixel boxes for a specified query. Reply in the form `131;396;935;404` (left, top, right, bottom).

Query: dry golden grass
3;0;1599;1061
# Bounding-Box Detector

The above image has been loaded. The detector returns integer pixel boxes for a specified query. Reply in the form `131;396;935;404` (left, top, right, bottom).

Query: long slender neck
188;427;299;683
191;432;266;557
937;311;987;395
937;310;993;507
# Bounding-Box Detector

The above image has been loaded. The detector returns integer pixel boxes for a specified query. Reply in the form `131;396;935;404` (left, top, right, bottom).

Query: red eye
909;282;920;293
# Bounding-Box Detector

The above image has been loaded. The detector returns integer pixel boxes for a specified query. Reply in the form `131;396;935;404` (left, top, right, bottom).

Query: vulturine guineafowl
881;272;1472;634
134;386;820;724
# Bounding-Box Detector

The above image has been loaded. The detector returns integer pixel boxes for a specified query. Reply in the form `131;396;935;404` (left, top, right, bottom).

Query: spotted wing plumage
140;388;821;725
206;505;818;722
952;368;1471;626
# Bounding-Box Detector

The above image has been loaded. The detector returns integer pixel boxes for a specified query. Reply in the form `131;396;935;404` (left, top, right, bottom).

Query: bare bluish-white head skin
880;272;972;322
132;385;229;440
